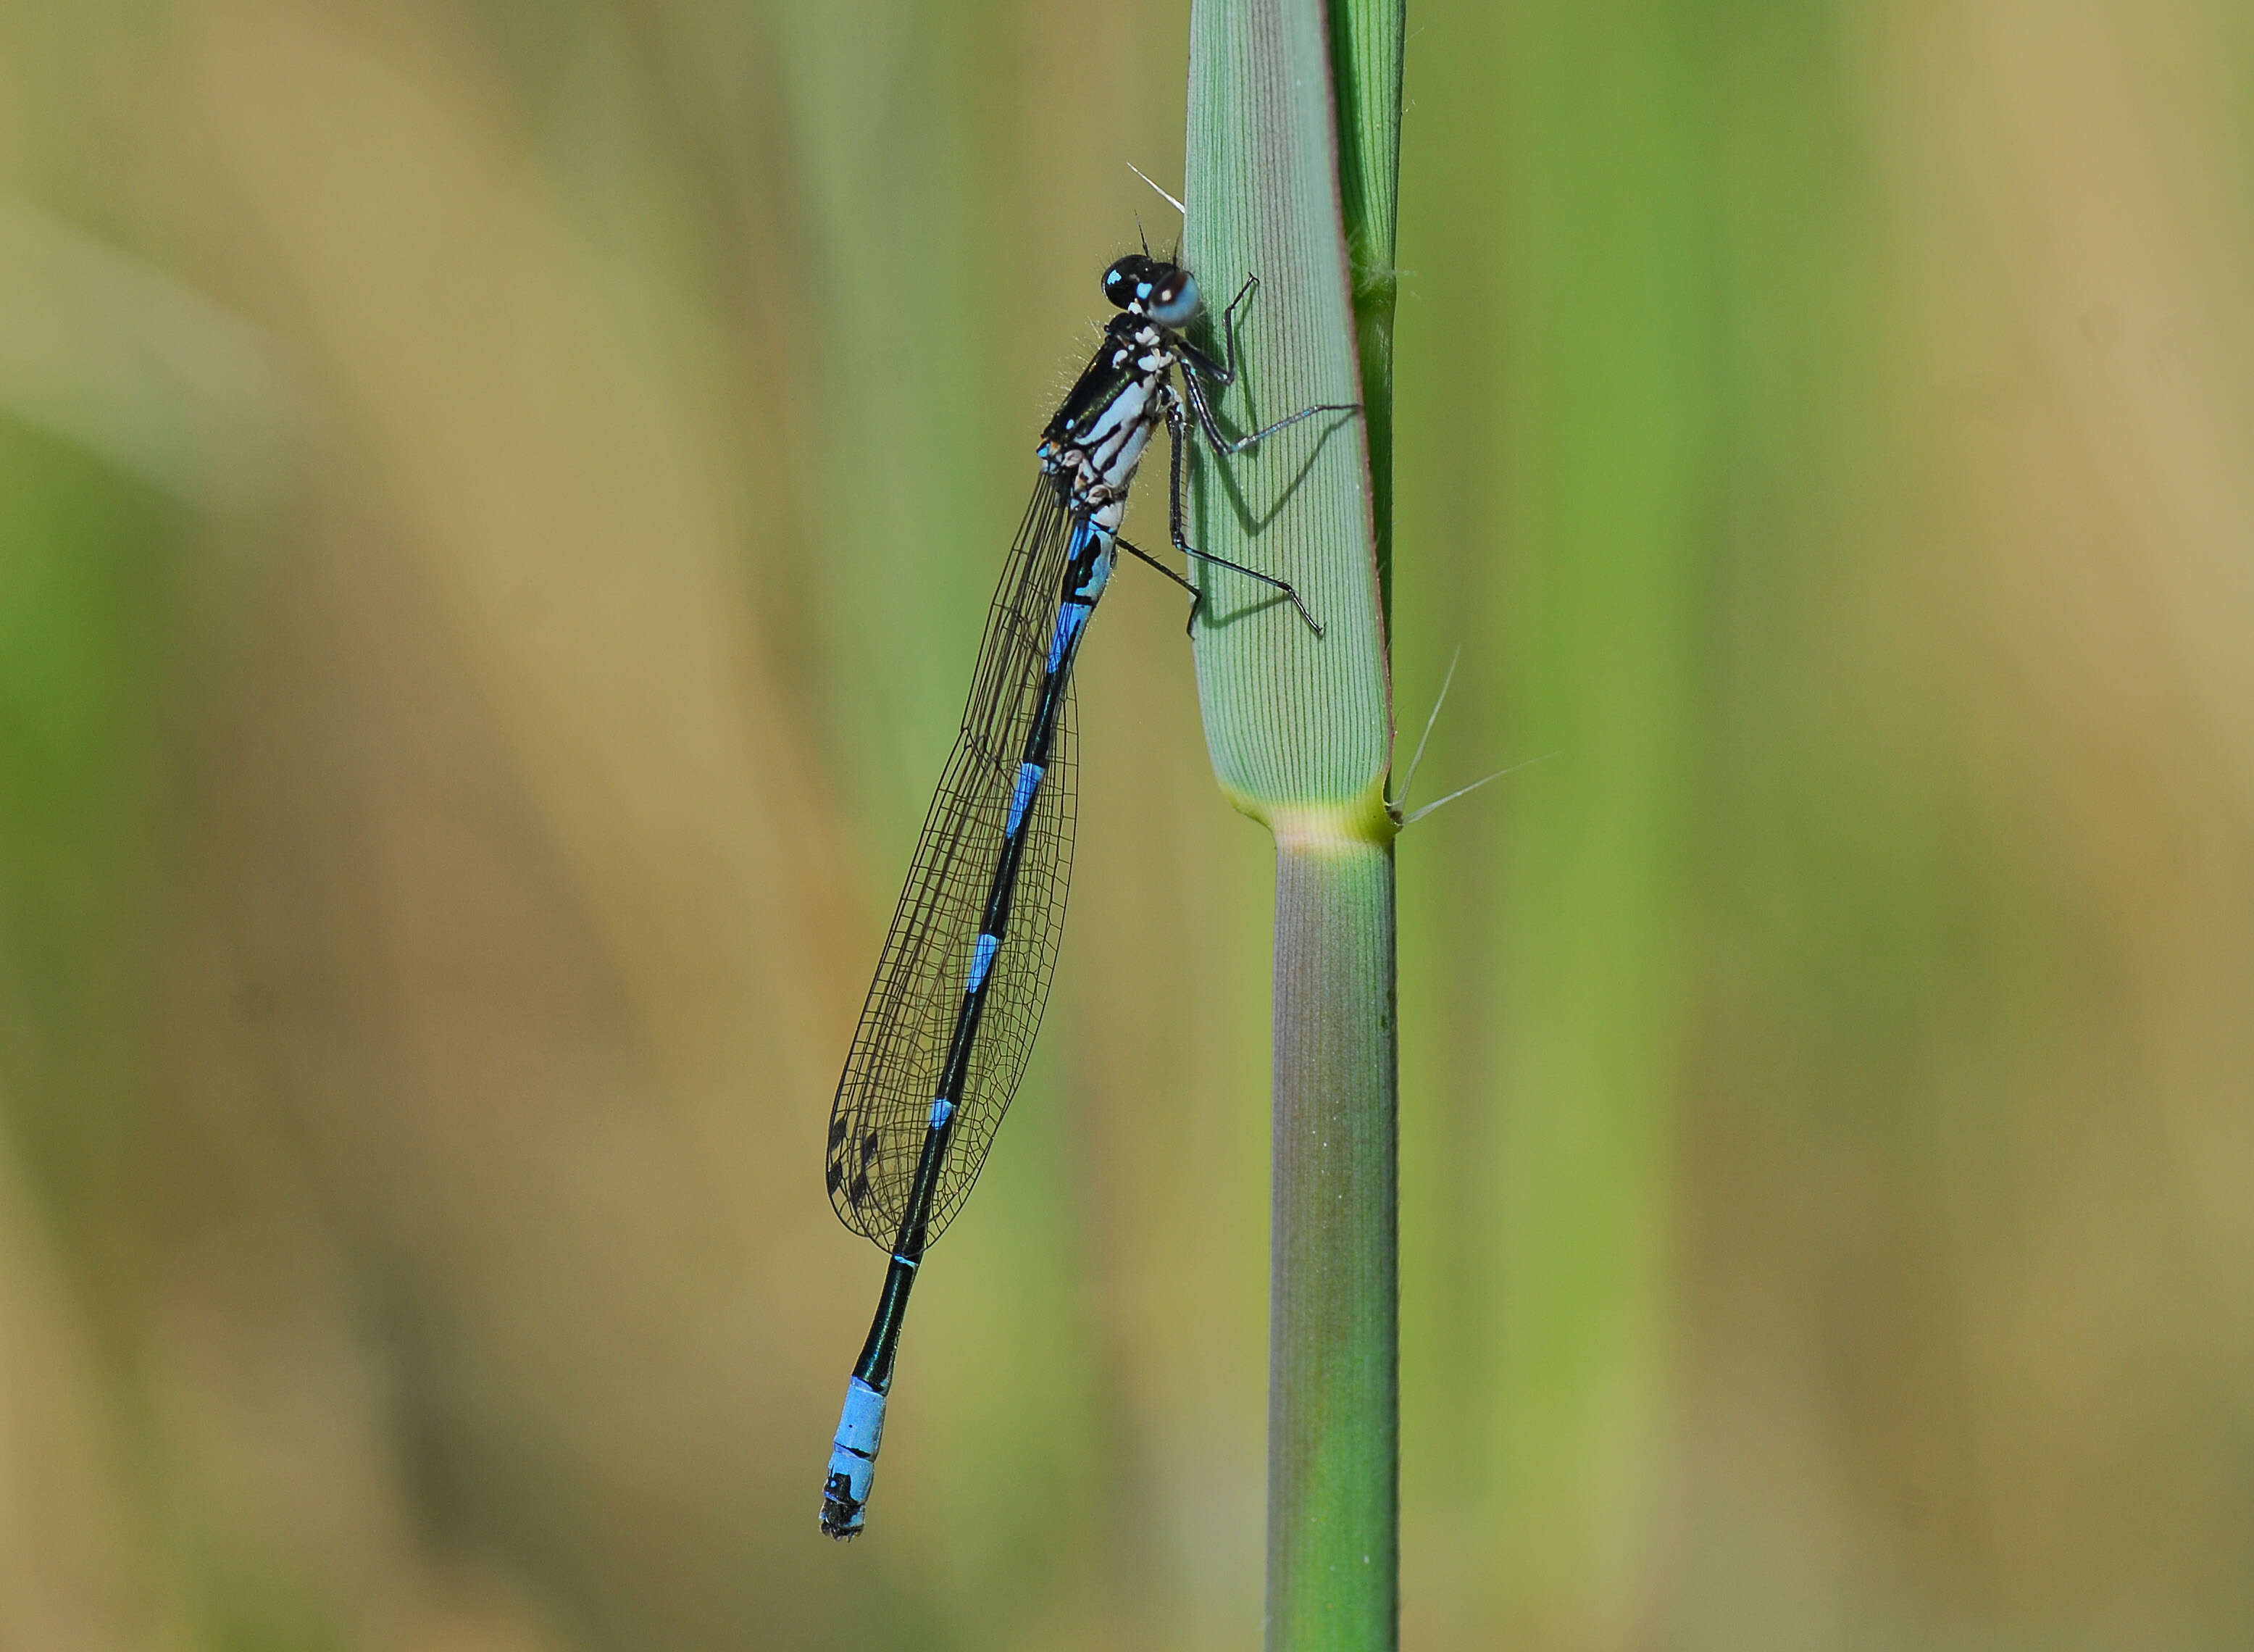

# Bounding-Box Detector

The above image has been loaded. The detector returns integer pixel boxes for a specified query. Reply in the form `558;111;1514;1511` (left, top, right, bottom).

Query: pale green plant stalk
1183;1;1404;1647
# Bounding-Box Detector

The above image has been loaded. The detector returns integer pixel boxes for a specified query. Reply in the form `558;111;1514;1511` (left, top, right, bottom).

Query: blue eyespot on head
1102;254;1151;310
1103;254;1201;329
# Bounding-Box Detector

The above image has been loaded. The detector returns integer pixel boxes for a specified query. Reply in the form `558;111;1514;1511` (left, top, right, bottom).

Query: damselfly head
1102;254;1200;330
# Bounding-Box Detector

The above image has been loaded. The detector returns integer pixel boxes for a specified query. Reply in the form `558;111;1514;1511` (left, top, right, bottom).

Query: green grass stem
1184;1;1404;1646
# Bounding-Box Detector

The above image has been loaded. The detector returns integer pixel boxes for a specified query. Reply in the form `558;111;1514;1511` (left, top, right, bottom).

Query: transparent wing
825;486;1080;1248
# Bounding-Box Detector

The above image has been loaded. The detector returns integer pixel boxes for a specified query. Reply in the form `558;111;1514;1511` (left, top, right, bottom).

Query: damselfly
819;251;1354;1539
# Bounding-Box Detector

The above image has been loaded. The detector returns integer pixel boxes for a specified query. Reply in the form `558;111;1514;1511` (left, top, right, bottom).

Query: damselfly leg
1155;391;1324;637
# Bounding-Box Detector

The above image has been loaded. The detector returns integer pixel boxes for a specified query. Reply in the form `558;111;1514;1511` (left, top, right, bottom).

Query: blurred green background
5;0;2254;1648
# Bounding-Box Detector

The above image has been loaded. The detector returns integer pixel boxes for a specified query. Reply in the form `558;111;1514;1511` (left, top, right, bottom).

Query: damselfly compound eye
1145;271;1200;329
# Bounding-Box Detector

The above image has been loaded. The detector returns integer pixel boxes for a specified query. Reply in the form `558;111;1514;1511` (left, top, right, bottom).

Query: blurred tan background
4;0;2253;1648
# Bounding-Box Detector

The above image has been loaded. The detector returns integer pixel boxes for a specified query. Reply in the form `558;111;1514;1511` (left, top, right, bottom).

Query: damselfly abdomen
819;252;1353;1539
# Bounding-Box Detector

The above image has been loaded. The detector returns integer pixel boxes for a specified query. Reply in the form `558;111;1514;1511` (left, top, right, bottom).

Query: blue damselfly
819;252;1353;1539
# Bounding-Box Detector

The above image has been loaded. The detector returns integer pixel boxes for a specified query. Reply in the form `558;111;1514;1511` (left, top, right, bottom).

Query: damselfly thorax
1038;312;1180;507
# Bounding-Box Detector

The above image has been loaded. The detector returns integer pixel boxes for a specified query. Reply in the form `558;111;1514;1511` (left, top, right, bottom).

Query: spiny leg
1186;273;1258;388
1186;272;1266;389
1177;351;1361;459
1160;391;1323;637
1176;273;1360;456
